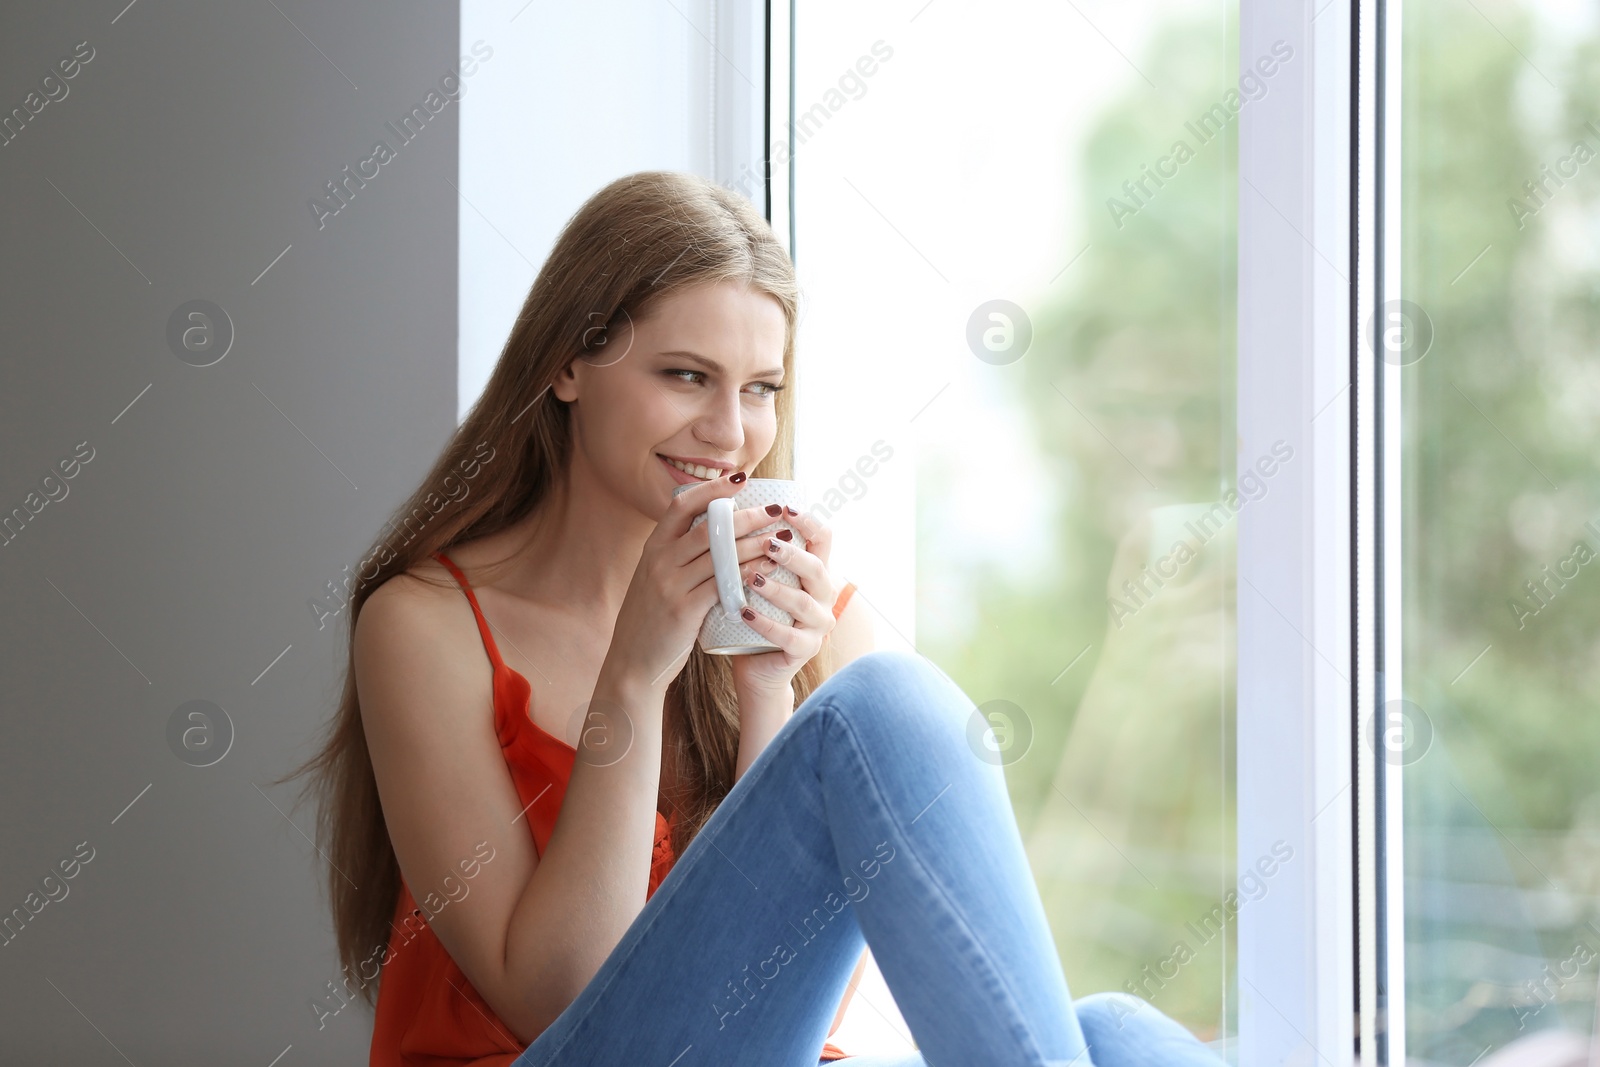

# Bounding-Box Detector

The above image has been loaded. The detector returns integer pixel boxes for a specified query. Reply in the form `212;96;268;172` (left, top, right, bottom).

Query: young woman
282;171;1226;1066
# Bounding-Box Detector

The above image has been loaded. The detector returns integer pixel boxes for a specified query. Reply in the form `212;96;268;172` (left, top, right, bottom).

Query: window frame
1235;0;1364;1059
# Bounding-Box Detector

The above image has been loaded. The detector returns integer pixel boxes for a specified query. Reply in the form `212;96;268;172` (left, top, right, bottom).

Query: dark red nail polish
729;471;747;484
752;572;767;588
775;529;793;541
741;607;756;620
784;505;799;516
765;504;783;516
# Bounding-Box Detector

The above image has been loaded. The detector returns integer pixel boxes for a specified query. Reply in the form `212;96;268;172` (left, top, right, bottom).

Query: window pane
1401;2;1600;1060
794;0;1242;1049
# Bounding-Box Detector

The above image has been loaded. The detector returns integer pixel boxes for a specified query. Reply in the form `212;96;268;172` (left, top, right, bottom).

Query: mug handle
705;496;748;619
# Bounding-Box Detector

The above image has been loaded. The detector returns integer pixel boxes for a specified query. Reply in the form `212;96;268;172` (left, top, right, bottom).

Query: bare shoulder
356;557;460;651
353;557;490;733
359;556;461;626
827;584;875;671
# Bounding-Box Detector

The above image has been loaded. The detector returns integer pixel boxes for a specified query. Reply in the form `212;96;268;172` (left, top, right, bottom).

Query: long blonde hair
274;171;835;1005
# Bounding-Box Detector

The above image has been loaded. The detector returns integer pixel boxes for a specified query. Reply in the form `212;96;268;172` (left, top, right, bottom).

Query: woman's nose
690;389;747;449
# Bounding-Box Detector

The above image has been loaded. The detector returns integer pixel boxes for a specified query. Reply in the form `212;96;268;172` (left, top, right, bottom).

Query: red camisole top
367;551;859;1066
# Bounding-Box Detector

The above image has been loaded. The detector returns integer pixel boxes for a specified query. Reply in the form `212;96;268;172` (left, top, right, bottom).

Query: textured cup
671;478;809;654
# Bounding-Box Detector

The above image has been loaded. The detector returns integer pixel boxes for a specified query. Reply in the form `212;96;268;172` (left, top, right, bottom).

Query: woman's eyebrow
657;349;784;379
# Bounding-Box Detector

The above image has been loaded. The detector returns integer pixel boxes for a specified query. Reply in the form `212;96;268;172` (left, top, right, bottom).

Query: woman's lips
659;454;714;485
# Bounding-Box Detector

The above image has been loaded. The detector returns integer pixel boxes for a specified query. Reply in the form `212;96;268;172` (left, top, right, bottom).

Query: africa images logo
308;40;494;231
1106;41;1295;230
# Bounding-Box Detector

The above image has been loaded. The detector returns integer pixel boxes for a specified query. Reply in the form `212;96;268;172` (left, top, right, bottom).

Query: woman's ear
551;358;581;403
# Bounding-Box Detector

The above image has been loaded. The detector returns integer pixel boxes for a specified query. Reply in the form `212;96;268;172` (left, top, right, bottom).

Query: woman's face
553;279;789;517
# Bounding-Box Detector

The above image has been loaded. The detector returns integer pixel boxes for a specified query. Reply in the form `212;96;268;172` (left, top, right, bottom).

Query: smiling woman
547;277;791;506
274;171;874;1064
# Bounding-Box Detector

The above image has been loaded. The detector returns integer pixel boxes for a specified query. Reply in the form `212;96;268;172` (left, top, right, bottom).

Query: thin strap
834;581;856;620
433;551;507;671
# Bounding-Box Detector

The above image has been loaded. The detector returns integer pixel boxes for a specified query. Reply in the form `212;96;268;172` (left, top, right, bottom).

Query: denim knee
1073;991;1149;1034
815;649;972;738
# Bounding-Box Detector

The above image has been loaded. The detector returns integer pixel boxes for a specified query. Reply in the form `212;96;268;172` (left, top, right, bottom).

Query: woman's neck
486;469;656;621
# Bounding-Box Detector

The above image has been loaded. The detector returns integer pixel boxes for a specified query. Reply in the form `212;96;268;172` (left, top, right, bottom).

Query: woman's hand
727;507;841;698
603;475;829;693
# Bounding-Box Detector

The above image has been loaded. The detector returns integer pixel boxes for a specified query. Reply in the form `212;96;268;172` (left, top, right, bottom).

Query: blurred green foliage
920;5;1600;1060
1401;5;1600;1064
923;17;1242;1040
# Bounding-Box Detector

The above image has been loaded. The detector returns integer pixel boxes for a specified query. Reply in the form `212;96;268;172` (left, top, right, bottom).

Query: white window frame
1238;0;1401;1060
1235;0;1357;1053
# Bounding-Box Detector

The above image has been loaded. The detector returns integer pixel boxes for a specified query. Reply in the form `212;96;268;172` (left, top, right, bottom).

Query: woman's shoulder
826;581;873;667
355;553;484;685
352;565;502;775
368;530;519;617
361;555;459;631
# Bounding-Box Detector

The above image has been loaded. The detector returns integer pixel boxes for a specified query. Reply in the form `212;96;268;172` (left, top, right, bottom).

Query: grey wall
0;2;460;1061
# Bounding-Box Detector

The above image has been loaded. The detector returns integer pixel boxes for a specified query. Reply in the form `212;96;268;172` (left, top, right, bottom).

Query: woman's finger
734;503;799;541
747;570;833;632
733;527;796;565
660;472;747;555
759;535;834;605
734;600;809;657
782;505;833;567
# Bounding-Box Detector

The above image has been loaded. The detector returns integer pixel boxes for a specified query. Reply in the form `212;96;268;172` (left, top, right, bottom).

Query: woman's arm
733;682;795;780
357;577;671;1045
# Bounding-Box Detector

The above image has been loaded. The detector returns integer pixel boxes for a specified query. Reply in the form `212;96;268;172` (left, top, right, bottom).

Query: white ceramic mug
671;478;809;654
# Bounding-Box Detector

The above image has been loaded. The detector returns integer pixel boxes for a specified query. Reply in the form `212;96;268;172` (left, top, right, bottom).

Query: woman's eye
664;370;784;399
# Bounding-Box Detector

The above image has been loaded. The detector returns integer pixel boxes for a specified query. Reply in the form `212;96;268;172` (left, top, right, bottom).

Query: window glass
794;0;1244;1047
1401;3;1600;1059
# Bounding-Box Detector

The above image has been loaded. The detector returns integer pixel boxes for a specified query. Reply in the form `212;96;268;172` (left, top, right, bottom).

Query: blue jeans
511;650;1224;1066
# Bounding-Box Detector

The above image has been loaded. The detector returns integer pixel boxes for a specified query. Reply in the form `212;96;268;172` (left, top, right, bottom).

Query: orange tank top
367;552;859;1066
